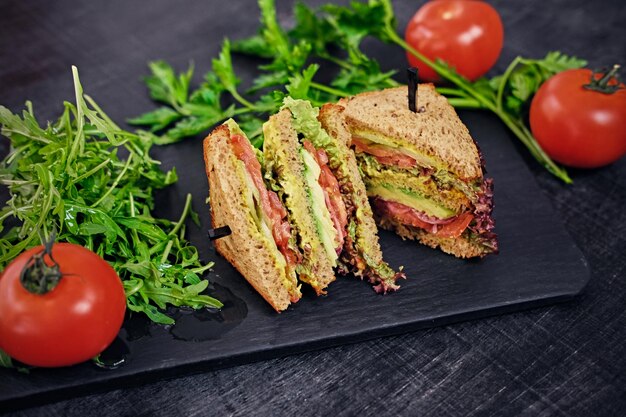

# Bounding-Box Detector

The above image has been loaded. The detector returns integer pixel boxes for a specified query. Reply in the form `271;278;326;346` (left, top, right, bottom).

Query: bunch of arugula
0;67;222;326
130;0;586;183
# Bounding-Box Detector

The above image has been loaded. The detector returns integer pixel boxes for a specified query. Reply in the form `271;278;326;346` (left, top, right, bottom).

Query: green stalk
496;57;523;111
72;158;111;184
229;88;258;110
445;98;484;109
168;193;193;237
436;87;470;98
91;153;134;208
85;95;122;130
319;53;352;70
310;82;350;98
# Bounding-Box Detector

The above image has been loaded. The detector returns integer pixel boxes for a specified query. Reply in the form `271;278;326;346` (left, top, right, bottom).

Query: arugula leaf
0;67;222;325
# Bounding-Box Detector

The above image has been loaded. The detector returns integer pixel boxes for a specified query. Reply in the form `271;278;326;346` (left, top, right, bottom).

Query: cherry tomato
0;243;126;367
529;68;626;168
405;0;504;82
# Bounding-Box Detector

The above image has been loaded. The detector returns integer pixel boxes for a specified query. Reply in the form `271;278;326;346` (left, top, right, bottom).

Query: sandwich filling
229;132;302;300
351;136;497;254
302;140;348;255
283;98;404;290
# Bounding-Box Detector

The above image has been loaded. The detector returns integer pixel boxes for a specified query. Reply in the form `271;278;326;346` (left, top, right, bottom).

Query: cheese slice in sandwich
265;98;404;294
335;85;498;258
204;120;302;312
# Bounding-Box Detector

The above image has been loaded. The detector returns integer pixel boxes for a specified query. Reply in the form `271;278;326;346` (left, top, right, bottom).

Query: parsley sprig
131;0;587;183
129;0;399;147
0;67;222;325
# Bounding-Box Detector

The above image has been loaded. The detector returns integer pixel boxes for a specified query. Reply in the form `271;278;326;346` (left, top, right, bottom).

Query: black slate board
0;103;590;409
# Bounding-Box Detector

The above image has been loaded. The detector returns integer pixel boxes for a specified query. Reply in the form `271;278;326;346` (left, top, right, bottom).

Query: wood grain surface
1;0;625;416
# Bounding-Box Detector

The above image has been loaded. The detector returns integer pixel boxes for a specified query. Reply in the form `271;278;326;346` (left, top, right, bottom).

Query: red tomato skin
405;0;504;82
0;243;126;367
530;69;626;168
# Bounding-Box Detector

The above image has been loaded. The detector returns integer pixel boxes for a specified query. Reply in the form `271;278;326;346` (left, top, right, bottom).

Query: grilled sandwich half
334;85;498;258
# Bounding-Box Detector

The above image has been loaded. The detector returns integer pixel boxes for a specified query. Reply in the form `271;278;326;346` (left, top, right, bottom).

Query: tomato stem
19;231;62;295
583;64;624;94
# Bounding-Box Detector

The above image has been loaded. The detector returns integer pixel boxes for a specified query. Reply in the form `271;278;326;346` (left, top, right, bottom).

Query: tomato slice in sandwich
230;134;299;267
352;137;417;169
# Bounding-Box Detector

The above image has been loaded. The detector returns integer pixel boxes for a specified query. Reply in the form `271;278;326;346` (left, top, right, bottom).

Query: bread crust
203;125;295;312
318;103;386;267
337;86;496;258
338;85;482;181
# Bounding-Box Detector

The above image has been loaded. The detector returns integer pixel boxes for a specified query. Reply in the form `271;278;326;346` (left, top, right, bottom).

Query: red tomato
530;68;626;168
405;0;504;81
437;213;474;238
352;137;418;168
0;243;126;367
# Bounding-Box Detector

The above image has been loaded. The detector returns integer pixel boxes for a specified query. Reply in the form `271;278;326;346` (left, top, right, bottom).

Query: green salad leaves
0;67;222;325
131;0;587;183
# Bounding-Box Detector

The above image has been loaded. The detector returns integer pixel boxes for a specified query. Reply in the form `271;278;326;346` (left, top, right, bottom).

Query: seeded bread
263;109;336;295
338;85;482;181
203;124;297;312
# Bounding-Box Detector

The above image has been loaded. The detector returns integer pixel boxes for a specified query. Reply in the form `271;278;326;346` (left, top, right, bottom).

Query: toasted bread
203;124;298;312
337;86;497;259
338;85;482;182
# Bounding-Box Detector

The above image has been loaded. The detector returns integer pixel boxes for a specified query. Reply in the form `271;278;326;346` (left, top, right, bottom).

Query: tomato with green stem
529;66;626;168
0;239;126;367
404;0;504;81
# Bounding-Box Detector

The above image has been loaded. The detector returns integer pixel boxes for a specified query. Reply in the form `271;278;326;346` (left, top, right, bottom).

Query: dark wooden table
1;0;625;415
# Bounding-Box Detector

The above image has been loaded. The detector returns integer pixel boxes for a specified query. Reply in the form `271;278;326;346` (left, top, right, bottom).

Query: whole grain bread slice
263;109;336;294
338;85;482;181
203;124;297;312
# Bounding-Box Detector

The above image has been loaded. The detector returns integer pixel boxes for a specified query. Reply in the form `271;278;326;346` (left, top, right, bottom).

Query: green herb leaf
533;51;588;74
212;39;240;95
145;61;193;110
286;64;320;99
231;34;274;59
0;68;223;324
127;107;183;131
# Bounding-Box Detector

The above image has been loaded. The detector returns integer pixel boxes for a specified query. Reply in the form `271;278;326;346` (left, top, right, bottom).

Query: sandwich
203;102;403;312
331;85;497;258
264;98;404;294
204;119;301;312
